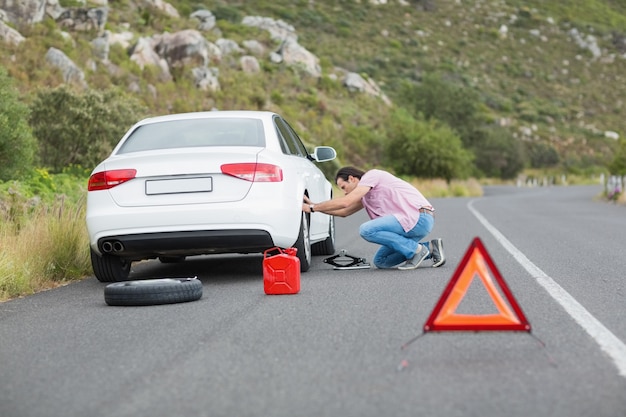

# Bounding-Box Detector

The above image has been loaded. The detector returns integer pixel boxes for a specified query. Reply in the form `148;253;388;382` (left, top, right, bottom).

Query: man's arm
303;185;369;217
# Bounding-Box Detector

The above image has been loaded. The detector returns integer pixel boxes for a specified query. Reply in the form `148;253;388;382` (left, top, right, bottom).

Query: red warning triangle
424;237;530;332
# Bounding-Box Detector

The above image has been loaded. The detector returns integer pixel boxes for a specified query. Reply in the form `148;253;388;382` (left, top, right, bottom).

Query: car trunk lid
99;148;263;207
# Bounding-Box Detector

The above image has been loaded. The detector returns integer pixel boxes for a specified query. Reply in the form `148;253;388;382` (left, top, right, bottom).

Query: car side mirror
311;146;337;162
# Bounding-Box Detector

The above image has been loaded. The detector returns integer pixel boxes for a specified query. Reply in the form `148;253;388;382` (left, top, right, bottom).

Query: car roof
137;110;279;126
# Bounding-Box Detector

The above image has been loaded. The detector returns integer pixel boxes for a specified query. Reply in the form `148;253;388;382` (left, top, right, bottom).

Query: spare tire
104;277;202;306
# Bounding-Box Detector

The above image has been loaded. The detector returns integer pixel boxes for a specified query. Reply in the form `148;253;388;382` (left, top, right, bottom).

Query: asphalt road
1;184;625;417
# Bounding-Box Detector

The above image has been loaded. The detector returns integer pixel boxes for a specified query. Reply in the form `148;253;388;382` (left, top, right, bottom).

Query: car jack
324;250;371;270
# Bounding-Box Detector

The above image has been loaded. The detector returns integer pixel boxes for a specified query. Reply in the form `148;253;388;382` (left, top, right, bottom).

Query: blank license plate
145;176;213;195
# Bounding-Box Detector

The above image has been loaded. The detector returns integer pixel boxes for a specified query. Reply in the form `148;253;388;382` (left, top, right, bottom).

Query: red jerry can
263;247;300;295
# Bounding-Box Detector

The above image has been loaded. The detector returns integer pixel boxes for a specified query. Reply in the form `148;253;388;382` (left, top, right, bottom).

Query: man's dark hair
335;166;365;182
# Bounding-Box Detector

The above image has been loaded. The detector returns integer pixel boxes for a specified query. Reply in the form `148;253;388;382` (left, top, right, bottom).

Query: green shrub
395;74;483;148
29;85;148;172
0;167;88;230
526;141;561;169
384;108;474;182
0;67;37;181
270;90;285;105
471;127;526;180
213;5;243;23
1;168;91;301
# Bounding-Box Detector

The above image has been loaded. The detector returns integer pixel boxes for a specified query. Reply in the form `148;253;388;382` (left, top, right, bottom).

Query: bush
526;141;560;169
0;67;37;181
29;85;148;172
0;167;89;230
0;169;91;301
213;5;243;23
384;108;474;182
471;127;526;179
396;74;483;147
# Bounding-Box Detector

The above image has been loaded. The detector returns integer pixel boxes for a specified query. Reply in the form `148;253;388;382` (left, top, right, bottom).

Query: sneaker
430;238;446;267
398;244;430;270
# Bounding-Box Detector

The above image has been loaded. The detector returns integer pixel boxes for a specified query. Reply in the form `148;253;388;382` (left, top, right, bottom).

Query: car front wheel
293;212;312;272
90;248;131;282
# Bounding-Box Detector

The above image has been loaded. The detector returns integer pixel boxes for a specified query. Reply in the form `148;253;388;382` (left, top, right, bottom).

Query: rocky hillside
1;0;625;175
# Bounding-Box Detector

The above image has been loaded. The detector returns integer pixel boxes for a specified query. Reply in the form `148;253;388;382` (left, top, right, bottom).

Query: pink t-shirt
358;169;432;232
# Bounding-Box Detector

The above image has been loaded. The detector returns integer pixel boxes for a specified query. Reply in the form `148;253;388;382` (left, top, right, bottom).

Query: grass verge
0;197;91;302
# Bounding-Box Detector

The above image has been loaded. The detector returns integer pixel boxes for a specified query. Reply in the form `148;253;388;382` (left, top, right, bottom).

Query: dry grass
0;199;91;302
413;178;484;198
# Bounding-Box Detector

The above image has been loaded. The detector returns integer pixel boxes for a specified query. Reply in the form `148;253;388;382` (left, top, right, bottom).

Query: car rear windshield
117;118;266;154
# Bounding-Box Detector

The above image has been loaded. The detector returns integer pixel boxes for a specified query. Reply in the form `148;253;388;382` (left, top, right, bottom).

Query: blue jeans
359;214;434;269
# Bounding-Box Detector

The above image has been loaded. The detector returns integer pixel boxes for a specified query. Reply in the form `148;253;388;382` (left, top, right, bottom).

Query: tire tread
104;279;202;306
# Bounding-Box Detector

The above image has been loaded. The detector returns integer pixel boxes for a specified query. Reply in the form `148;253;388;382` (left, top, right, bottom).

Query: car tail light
88;169;137;191
221;163;283;182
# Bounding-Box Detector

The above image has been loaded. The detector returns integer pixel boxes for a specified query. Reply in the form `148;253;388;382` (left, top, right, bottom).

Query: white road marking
468;201;626;378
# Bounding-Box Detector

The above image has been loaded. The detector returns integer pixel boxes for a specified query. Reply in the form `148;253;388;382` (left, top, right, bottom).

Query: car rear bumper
86;191;303;258
96;229;275;259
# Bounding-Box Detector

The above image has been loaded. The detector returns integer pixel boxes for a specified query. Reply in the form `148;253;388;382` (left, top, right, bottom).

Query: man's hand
302;195;313;213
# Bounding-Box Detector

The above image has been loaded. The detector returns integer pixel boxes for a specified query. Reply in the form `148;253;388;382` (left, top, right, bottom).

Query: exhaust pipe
101;241;114;253
101;240;125;253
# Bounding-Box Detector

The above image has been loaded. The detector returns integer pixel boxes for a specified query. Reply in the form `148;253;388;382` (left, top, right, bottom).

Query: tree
471;127;526;179
396;74;483;148
396;75;528;179
0;66;37;181
526;141;560;169
30;86;148;172
384;108;473;182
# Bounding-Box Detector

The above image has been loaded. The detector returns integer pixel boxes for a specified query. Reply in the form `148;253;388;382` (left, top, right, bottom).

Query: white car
86;110;337;282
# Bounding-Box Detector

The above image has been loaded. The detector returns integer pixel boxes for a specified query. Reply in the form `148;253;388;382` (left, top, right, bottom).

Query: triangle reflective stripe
434;249;521;326
424;237;531;332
